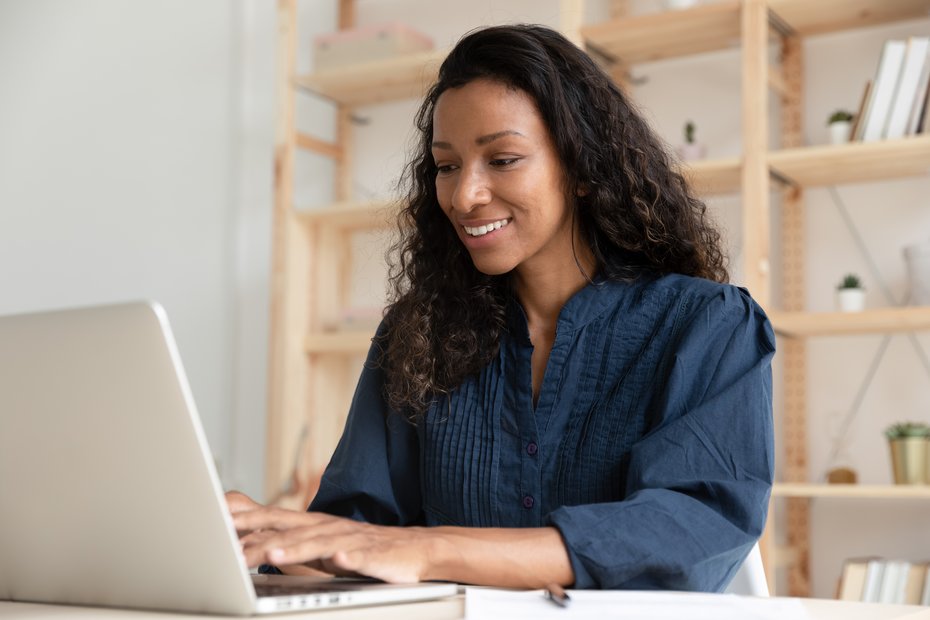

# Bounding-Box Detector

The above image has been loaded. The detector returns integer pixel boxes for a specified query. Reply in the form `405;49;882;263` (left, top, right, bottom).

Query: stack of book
838;558;930;605
851;36;930;142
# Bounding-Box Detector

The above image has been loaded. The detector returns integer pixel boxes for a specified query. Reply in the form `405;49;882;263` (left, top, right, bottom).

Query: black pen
544;583;571;608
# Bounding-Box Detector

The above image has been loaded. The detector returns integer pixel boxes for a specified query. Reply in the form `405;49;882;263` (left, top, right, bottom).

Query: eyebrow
431;130;526;150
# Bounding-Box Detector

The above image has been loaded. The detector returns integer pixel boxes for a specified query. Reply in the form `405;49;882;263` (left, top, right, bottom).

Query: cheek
434;179;453;215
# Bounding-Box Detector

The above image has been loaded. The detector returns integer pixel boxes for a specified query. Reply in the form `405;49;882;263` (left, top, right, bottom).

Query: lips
462;218;511;237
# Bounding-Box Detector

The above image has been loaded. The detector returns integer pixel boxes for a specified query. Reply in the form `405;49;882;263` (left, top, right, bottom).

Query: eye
435;163;458;175
490;157;520;168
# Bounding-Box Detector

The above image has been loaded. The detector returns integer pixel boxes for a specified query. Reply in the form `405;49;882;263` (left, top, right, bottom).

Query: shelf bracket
297;133;342;159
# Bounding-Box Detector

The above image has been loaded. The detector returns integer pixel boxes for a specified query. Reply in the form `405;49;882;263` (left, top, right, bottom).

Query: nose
451;165;492;213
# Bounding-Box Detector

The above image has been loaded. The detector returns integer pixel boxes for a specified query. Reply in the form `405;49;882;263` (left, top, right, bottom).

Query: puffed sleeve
546;286;775;591
307;326;423;526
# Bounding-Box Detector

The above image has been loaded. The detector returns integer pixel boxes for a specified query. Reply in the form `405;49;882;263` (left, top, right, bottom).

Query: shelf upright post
266;0;313;502
560;0;585;46
775;24;812;597
740;0;770;308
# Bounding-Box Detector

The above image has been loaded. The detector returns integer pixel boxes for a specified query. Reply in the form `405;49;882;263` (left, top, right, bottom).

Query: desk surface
2;595;930;619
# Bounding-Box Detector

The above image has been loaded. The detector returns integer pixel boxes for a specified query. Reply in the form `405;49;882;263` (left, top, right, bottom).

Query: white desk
2;595;930;619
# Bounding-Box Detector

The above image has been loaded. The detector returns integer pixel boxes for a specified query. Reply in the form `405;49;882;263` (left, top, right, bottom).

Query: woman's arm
232;504;573;587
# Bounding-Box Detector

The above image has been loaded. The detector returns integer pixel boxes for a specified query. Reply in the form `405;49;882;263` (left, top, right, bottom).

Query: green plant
837;273;862;290
884;422;930;440
828;109;854;125
684;120;696;144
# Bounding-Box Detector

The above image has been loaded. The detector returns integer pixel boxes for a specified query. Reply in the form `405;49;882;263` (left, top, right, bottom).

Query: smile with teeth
463;218;511;237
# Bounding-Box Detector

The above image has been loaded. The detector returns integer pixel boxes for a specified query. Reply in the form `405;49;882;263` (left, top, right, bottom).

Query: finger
250;531;370;569
232;508;336;532
330;549;419;584
225;491;261;514
239;529;278;547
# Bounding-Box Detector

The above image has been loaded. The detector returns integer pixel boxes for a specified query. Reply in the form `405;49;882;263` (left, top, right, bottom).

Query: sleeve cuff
546;507;599;589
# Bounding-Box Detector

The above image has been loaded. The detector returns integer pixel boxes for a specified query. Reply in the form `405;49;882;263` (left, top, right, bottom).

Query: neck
512;245;597;329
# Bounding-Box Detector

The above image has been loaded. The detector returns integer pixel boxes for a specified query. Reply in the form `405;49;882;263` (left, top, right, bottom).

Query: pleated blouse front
308;273;776;590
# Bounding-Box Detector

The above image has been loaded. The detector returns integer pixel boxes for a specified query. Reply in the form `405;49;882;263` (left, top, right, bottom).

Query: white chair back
723;542;769;596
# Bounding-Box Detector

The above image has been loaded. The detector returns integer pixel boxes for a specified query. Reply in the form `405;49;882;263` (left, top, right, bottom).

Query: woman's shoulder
598;273;772;343
625;272;764;315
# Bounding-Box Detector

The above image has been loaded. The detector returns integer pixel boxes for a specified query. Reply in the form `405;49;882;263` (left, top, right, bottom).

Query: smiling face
431;78;580;277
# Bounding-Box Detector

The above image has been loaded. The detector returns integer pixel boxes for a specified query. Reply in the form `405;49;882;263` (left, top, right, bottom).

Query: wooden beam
296;132;342;159
741;0;770;307
265;0;300;501
338;0;355;30
559;0;585;47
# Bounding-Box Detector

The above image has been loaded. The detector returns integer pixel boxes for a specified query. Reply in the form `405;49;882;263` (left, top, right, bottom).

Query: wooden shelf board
774;482;930;499
305;330;374;354
296;201;397;230
769;135;930;188
769;0;930;37
680;157;742;196
769;306;930;338
296;49;446;106
582;1;741;64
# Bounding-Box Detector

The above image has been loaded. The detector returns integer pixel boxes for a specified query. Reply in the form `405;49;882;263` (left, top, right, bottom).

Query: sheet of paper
465;588;812;620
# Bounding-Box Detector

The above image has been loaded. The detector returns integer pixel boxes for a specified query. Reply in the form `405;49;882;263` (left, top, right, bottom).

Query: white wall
3;0;929;598
0;0;254;490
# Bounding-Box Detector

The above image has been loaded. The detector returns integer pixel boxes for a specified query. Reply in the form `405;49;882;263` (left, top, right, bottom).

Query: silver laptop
0;301;457;615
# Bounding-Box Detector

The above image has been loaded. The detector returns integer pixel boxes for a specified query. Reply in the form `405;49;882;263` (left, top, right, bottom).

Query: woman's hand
224;491;574;588
229;501;435;584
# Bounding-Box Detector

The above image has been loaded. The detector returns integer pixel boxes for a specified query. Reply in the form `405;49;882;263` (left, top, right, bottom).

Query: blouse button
526;442;538;456
522;495;535;509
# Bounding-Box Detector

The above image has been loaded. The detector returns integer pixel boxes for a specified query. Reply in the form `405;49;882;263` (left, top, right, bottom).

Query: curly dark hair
379;24;728;419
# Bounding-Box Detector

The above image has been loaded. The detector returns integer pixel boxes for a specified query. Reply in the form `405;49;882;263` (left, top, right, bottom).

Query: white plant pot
837;288;866;312
829;121;852;145
677;142;706;162
665;0;699;9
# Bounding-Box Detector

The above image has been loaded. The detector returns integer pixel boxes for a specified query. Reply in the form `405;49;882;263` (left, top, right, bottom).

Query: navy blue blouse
308;273;775;591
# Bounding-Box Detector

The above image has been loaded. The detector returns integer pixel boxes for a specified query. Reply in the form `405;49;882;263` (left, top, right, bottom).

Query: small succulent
828;109;854;125
684;120;696;144
885;422;930;440
837;273;862;290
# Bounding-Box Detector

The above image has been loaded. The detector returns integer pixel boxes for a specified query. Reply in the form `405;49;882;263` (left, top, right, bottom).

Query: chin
469;257;516;276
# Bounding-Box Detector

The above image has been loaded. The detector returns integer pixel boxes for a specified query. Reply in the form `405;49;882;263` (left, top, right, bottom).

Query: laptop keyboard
254;580;379;597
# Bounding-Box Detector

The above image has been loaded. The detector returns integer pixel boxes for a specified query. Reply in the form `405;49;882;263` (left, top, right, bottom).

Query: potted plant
836;273;865;312
677;120;706;161
884;422;930;485
828;109;854;145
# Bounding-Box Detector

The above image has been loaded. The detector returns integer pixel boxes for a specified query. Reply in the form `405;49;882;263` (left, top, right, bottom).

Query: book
876;560;904;604
837;558;871;601
862;558;886;602
906;41;930;135
861;39;907;142
920;77;930;134
886;37;930;139
904;562;928;605
850;80;872;141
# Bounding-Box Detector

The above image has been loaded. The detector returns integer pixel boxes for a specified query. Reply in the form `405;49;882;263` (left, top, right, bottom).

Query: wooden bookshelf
770;307;930;338
581;1;741;64
271;0;930;599
769;0;930;36
682;157;742;196
296;201;395;230
305;330;375;354
769;135;930;188
296;49;446;106
774;483;930;500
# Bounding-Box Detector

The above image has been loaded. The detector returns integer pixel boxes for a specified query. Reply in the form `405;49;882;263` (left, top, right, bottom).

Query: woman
230;24;774;591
